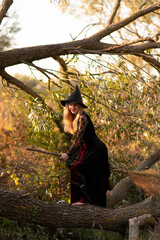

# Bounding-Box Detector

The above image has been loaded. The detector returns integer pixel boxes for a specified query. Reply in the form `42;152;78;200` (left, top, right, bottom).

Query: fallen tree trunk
0;190;160;231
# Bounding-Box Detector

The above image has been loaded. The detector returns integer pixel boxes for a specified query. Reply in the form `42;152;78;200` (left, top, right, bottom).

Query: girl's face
69;103;80;115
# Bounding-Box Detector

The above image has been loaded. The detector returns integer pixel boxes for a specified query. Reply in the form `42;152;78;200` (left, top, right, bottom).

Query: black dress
66;111;110;207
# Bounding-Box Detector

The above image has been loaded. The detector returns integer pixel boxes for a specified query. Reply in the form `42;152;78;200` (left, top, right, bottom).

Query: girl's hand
60;153;69;161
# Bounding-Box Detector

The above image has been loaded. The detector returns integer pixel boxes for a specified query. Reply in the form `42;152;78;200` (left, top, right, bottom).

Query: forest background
0;0;160;239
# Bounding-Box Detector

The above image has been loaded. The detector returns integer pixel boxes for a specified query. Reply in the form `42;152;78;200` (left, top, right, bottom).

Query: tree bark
0;0;13;24
129;214;156;240
0;190;160;231
129;217;139;240
138;214;156;228
0;41;159;69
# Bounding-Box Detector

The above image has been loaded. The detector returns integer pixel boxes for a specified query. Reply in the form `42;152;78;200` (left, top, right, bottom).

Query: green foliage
0;218;49;240
52;228;124;240
0;216;126;240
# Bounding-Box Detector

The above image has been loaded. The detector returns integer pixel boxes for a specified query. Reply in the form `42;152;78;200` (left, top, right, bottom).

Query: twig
89;3;160;41
22;60;61;88
107;0;121;26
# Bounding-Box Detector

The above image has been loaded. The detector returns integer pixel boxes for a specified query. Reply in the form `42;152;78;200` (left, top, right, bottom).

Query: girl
60;85;111;207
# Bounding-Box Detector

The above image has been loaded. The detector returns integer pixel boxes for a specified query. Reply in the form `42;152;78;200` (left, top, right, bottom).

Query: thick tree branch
0;41;112;68
0;190;160;231
0;0;13;24
107;148;160;208
79;41;160;54
0;41;159;69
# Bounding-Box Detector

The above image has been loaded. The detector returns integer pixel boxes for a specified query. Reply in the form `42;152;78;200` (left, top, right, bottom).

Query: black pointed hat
61;85;88;108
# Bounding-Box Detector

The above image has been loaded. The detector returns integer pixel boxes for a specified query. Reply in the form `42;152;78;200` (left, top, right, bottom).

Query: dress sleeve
66;114;88;165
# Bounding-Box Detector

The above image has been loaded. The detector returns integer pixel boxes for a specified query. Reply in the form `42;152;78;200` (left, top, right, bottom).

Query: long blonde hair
63;103;83;134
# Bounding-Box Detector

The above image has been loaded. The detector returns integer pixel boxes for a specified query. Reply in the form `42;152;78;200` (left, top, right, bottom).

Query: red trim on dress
70;144;87;203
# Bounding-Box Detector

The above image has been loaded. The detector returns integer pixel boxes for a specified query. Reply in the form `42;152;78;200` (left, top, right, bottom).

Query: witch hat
61;85;88;108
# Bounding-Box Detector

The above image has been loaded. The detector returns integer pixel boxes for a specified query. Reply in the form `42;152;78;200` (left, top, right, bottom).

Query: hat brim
61;100;88;108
